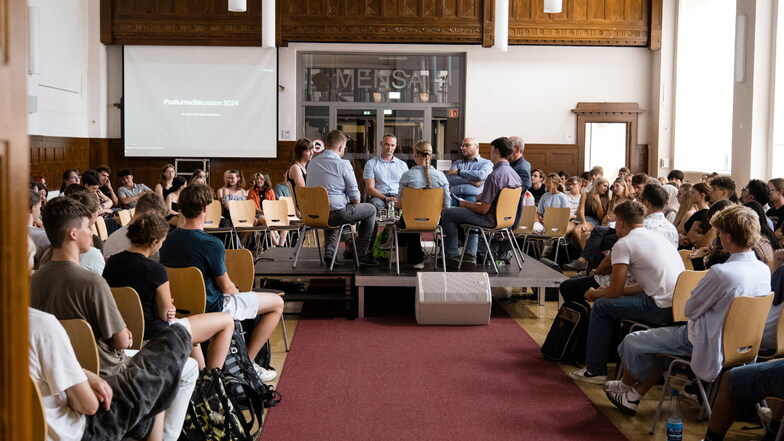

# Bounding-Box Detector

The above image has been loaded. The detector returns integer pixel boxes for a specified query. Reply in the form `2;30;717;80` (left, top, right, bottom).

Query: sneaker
446;256;462;270
254;363;277;382
605;388;640;416
324;257;342;267
413;262;425;269
462;255;477;269
602;380;632;395
542;245;554;257
357;255;380;266
379;236;395;250
569;368;607;384
564;259;587;271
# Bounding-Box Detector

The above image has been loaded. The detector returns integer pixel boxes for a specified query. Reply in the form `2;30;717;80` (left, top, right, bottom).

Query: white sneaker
413;262;425;269
602;380;632;395
605;388;640;416
569;368;607;384
254;363;277;382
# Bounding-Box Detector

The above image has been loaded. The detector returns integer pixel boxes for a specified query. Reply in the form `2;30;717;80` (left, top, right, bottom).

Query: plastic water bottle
387;199;396;220
666;389;683;441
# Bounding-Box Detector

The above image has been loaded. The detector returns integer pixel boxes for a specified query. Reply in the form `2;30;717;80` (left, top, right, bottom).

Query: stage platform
254;247;567;318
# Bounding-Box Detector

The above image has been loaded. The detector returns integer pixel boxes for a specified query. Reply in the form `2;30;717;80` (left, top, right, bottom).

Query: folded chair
292;186;360;271
59;319;100;374
110;286;145;349
390;187;447;275
459;187;524;274
649;292;774;435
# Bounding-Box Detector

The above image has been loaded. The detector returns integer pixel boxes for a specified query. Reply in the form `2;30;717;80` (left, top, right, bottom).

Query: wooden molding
572;102;647;175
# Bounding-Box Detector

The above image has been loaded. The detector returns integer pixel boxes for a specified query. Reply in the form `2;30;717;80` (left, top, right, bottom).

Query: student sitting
103;192;168;261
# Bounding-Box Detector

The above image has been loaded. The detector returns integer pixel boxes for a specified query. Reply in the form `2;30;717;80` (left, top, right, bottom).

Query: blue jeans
441;207;494;257
586;294;673;376
618;325;691;382
450;194;477;207
729;359;784;404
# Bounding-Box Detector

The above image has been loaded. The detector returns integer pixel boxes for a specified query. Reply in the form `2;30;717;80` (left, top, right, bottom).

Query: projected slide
124;46;277;158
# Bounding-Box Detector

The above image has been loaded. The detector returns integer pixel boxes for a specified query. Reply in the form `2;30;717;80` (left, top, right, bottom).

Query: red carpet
261;305;626;440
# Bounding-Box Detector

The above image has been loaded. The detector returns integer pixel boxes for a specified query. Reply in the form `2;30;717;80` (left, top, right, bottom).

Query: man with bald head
446;137;493;206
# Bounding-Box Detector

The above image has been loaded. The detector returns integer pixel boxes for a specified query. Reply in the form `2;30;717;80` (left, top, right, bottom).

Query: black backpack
541;301;591;365
179;368;263;441
225;320;282;409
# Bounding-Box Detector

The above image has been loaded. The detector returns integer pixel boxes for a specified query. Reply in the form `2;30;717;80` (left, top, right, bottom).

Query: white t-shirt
79;246;105;275
28;308;87;441
566;193;581;217
611;227;685;308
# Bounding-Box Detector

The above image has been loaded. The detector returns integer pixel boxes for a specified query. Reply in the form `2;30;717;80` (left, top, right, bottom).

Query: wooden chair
203;200;236;247
759;304;784;361
522;206;572;263
513;205;537;250
292;186;360;270
262;199;301;247
59;319;100;374
110;286;145;349
117;209;132;226
679;249;695;270
30;375;47;441
165;266;207;318
650;292;774;434
225;248;290;351
390;187;446;275
228;199;267;253
129;207;136;216
459;187;524;274
94;216;109;241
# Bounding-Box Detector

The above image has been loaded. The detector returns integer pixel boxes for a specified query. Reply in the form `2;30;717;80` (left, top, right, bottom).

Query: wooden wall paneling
1;0;33;439
524;144;580;177
29;136;90;190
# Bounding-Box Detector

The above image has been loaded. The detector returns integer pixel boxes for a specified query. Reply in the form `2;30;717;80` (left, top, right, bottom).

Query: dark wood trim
649;0;663;50
572;102;647;175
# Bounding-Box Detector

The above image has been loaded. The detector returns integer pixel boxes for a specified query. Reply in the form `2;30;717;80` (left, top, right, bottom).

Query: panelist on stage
363;133;409;212
446;137;493;206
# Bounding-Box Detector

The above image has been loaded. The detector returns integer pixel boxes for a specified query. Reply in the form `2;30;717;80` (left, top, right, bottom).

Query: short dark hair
41;197;91;248
325;130;347;149
127;213;169;246
294;138;314;161
490;137;513;159
745;179;770;206
170;176;187;193
667;170;684;181
95;165;111;175
28;189;42;210
613;200;646;225
631;173;649;187
81;172;100;187
118;168;133;178
640;183;667;210
64;184;88;196
711;176;736;194
68;191;99;215
580;171;591;181
179;183;214;219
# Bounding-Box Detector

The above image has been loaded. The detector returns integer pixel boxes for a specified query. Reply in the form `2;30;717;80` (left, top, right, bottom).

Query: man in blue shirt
308;130;379;266
446;137;493;205
508;136;532;228
363;133;409;212
441;137;522;269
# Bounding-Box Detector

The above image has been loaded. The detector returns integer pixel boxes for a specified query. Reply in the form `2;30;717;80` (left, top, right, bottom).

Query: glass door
381;108;425;155
335;108;376;157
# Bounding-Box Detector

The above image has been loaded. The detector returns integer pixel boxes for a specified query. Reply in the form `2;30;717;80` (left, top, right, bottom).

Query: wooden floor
263;288;766;441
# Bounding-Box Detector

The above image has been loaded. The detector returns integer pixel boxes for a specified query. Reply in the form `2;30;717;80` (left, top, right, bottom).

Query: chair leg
350;224;360;267
393;226;401;275
439;228;447;272
481;230;499;274
506;229;524;269
649;363;675;435
330;225;344;271
292;226;307;268
458;226;470;269
279;314;290;352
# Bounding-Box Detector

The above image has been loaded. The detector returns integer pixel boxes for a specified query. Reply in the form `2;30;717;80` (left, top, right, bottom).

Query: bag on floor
179;368;263;441
541;301;590;365
224;320;282;409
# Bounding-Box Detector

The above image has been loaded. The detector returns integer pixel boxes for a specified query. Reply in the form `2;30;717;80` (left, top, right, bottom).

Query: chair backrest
59;319;100;374
204;200;223;229
678;249;695;270
722;292;774;367
110;287;145;349
228;200;257;228
767;305;784;359
30;375;47;441
515;205;537;235
117;209;132;226
279;196;300;221
165;266;207;318
671;270;708;322
94;216;109;241
295;186;333;229
129;207;136;216
541;206;572;238
262;199;291;227
400;187;444;231
225;248;255;292
493;187;523;229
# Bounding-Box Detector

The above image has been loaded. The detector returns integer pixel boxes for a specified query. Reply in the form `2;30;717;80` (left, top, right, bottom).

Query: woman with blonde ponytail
394;140;450;268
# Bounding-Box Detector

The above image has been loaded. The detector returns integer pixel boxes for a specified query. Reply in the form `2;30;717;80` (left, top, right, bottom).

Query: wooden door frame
572;102;646;174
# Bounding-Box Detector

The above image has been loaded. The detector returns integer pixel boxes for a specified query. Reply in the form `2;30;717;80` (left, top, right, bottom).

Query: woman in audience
573;177;610;250
103;213;234;369
673;183;696;234
395;140;450;269
155;163;176;200
190;168;207;185
601;178;633;226
744;200;781;265
689;200;734;270
286;138;314;189
164;176;187;226
59;168;80;193
217;169;247;212
768;178;784;231
679;182;711;248
662;184;680;223
537;173;571;233
564;176;583;219
248;171;285;246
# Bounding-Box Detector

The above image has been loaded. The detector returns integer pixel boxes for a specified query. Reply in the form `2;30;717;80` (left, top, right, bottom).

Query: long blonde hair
414;141;434;188
546;173;564;193
586;177;612;220
609;178;632;209
673;182;696;226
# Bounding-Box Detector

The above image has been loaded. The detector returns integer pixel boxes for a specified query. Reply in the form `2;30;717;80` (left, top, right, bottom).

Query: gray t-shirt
117;183;151;208
30;261;129;377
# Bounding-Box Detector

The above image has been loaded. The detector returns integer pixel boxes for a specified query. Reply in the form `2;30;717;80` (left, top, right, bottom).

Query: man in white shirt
603;205;771;416
567;200;684;384
363;133;409;212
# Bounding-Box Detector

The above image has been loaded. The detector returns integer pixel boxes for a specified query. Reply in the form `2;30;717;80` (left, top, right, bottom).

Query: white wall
279;43;653;146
